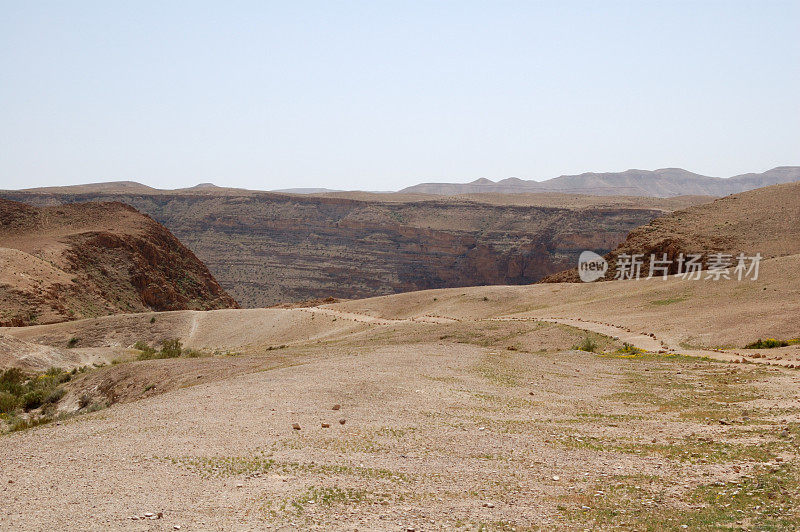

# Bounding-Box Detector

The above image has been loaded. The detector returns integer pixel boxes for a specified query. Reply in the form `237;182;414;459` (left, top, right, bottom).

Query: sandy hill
401;166;800;197
544;181;800;282
0;199;237;326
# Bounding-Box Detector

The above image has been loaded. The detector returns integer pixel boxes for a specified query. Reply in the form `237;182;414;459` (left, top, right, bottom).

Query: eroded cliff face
1;192;672;307
0;199;237;326
542;181;800;283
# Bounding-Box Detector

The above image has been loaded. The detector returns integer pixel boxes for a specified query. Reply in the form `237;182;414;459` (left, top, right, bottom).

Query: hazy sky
1;1;798;191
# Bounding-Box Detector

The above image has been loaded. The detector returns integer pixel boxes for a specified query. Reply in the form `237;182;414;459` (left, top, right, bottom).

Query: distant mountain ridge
400;166;800;197
13;166;799;198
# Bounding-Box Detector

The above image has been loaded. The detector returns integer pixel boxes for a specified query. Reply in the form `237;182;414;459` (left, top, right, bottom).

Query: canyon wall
1;191;684;307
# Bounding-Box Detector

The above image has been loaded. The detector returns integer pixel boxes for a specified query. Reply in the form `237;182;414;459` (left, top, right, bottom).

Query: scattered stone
339;418;346;425
291;423;301;430
236;483;244;488
321;423;331;428
332;404;341;410
174;526;182;531
482;502;495;508
552;475;560;481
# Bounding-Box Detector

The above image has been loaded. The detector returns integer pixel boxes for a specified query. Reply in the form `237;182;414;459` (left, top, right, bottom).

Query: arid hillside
544;181;800;282
0;189;711;307
1;251;798;529
0;199;237;326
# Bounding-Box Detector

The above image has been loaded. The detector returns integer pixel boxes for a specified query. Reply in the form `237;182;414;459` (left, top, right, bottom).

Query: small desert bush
573;336;598;353
0;367;69;414
616;342;644;355
0;367;26;396
67;337;80;348
160;338;183;358
135;338;199;360
744;338;793;349
21;389;46;411
10;415;54;432
133;341;157;358
0;391;19;414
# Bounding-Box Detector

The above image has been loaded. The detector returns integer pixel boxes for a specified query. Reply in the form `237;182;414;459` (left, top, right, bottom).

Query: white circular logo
578;251;608;282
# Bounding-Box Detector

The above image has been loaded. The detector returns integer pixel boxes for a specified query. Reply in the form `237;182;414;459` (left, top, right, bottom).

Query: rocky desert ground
2;248;799;530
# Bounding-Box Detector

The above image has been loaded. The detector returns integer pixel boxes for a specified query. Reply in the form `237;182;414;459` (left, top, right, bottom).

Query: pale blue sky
1;1;798;191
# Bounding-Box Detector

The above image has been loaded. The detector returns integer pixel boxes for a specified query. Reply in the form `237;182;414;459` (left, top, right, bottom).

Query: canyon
0;189;710;307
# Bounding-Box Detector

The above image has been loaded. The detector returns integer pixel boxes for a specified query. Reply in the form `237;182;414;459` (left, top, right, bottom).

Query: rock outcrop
542;181;800;282
0;199;237;326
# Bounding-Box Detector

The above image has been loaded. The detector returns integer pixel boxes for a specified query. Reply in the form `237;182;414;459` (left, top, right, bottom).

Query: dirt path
303;306;775;366
187;311;200;341
515;316;785;366
297;306;402;325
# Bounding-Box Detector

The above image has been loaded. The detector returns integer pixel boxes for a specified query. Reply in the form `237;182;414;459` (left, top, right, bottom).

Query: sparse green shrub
21;389;46;411
616;342;644;355
573;336;598;353
67;337;79;348
134;338;201;360
133;341;152;352
183;348;203;358
160;338;183;358
0;367;68;414
149;316;156;324
45;387;66;404
83;402;106;413
745;338;789;349
0;391;18;414
0;368;26;395
11;416;53;432
134;341;157;360
45;366;71;384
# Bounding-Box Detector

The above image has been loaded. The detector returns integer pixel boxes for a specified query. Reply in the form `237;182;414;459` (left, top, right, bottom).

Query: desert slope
0;199;237;326
1;254;799;529
544;181;800;282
